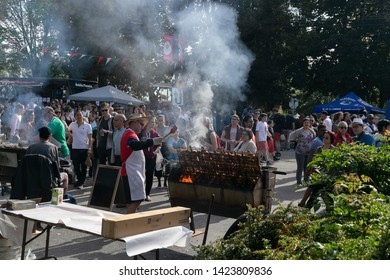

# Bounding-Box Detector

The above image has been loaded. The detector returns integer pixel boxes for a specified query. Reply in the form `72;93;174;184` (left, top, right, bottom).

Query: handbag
85;155;92;167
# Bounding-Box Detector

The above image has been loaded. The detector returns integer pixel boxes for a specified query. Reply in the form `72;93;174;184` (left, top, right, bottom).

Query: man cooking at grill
120;114;163;213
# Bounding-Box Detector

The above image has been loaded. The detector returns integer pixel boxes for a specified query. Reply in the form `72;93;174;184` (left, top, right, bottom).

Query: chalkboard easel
88;165;122;211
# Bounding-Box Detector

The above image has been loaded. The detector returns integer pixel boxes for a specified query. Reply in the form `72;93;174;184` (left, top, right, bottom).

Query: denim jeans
295;152;309;185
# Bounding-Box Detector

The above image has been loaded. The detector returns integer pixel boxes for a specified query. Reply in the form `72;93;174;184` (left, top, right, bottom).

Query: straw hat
126;113;149;127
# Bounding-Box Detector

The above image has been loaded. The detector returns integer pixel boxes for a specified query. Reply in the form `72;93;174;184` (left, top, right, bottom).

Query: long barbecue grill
168;148;281;219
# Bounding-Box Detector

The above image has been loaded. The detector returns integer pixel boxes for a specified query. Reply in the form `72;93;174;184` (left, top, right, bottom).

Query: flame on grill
179;175;193;184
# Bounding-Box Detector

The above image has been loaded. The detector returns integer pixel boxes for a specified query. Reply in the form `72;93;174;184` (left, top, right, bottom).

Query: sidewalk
1;150;301;260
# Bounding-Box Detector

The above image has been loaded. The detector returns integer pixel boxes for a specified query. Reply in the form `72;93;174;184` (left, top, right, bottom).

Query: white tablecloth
1;203;192;257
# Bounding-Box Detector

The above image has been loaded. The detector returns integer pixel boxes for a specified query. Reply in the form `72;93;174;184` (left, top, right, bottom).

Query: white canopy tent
69;85;145;106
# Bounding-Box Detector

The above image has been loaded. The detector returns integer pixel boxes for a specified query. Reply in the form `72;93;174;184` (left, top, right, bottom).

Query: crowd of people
288;110;390;208
1;98;389;213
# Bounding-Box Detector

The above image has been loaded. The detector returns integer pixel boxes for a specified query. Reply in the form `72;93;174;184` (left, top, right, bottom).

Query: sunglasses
339;127;347;129
101;109;108;112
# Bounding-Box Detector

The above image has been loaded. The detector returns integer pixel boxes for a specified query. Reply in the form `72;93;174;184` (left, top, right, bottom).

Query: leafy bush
308;143;390;195
195;142;390;260
196;193;390;260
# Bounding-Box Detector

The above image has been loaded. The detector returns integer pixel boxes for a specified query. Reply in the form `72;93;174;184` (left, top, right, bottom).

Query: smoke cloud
52;1;254;145
54;1;253;108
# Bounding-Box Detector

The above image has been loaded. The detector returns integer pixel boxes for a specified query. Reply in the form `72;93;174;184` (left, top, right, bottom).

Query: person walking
68;110;93;189
140;117;161;202
110;114;127;167
288;117;316;185
96;103;114;165
269;107;285;160
256;113;272;165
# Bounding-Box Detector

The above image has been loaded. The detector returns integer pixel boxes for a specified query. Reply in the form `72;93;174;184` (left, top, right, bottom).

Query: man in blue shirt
309;124;327;153
351;118;375;146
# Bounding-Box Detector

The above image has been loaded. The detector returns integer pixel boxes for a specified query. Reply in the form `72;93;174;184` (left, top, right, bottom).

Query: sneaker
74;184;84;190
273;156;280;161
267;161;274;166
144;196;152;202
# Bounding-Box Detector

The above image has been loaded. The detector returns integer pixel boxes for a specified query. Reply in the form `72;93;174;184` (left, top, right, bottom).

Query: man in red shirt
120;114;163;213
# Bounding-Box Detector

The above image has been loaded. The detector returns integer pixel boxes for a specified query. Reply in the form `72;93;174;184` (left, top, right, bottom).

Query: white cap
352;118;364;126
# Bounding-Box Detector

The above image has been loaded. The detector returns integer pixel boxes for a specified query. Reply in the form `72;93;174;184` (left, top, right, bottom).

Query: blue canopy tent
313;92;386;114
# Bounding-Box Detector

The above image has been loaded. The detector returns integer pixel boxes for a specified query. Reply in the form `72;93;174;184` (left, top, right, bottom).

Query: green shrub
196;193;390;260
196;142;390;260
308;143;390;195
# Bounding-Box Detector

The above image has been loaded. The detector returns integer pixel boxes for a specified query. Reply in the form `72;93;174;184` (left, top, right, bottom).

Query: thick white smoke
54;1;254;144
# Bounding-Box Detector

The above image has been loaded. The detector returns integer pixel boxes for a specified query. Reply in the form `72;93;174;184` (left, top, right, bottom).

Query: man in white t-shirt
365;114;378;134
9;103;24;143
68;110;93;189
319;110;332;131
256;113;271;164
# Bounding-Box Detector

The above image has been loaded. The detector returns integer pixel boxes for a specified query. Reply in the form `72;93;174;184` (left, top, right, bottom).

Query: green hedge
196;193;390;259
195;142;390;260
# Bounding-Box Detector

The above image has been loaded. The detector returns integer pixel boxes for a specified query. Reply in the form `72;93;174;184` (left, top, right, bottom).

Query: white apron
125;149;146;201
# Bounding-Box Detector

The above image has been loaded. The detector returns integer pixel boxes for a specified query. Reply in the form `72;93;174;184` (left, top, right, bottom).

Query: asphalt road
1;150;302;260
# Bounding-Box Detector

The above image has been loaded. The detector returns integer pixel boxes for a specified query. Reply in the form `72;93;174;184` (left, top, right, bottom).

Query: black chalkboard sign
88;165;121;211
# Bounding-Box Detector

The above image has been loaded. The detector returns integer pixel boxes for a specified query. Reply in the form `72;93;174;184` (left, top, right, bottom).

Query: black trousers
72;149;88;186
145;157;157;196
97;146;112;164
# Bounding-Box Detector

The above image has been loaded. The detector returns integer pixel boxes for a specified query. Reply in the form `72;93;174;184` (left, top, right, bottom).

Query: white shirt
69;121;92;149
322;117;333;131
229;127;238;142
365;123;377;134
256;121;268;142
10;113;22;136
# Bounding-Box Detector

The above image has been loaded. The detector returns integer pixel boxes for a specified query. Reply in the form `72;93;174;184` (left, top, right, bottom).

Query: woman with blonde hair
200;117;219;151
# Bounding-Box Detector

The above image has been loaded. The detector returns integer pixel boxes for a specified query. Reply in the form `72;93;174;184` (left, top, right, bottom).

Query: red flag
163;34;173;63
178;37;185;63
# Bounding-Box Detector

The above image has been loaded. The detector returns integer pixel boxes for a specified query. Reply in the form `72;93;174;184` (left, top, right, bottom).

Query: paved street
1;150;302;260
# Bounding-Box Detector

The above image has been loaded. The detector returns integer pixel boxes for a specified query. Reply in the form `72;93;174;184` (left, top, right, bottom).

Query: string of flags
1;40;130;67
2;34;186;66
